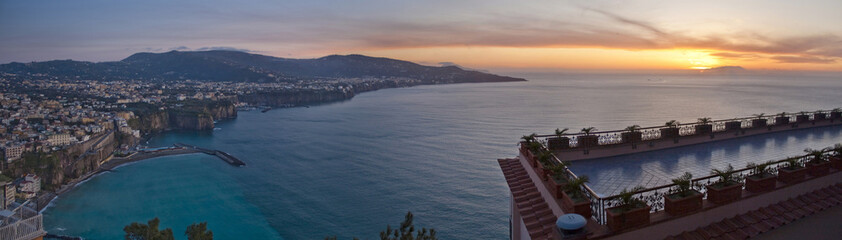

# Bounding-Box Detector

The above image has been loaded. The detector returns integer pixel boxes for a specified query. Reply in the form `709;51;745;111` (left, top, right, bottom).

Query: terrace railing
0;203;45;240
549;147;838;224
539;109;840;148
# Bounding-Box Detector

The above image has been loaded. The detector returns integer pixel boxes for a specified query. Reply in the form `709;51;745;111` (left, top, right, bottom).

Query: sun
683;50;719;70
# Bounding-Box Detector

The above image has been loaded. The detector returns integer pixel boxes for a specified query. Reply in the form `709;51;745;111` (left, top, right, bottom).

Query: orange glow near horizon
337;46;840;71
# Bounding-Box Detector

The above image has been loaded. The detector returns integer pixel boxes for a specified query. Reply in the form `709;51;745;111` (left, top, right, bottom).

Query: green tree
185;222;213;240
124;218;175;240
325;211;437;240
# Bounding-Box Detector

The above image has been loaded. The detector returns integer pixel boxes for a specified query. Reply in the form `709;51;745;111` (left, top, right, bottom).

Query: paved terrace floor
567;125;842;197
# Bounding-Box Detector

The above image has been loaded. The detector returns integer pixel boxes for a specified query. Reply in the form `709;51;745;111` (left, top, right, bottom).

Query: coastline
37;148;202;212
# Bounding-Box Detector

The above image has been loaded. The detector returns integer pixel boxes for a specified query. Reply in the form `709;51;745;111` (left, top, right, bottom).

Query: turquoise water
43;72;842;239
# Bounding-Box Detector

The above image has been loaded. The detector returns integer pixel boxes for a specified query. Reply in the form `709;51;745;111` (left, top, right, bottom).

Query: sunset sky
1;0;841;71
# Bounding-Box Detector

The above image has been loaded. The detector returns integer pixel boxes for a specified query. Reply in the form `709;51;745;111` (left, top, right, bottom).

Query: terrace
0;202;47;240
503;109;842;240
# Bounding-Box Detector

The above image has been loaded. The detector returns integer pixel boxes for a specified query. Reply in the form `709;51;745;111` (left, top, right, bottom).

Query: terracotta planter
606;204;651;231
548;175;568;198
577;135;599;148
536;162;551;181
814;113;827;121
695;124;712;135
796;115;810;123
778;167;808;184
520;146;538;167
725;121;742;131
547;137;570;150
808;161;831;177
664;191;703;215
660;128;680;138
751;119;767;128
706;182;743;204
831;156;842;170
621;132;642;144
831;112;842;119
775;116;790;125
561;190;592;219
745;173;776;193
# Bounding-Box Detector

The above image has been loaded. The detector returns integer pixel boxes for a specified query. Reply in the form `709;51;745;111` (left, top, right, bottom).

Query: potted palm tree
830;144;842;170
805;148;830;177
775;112;790;125
660;120;680;138
535;151;555;181
606;186;650;231
777;157;808;184
664;172;703;215
547;163;569;198
577;127;599;148
520;133;537;157
751;113;767;128
831;108;842;120
796;111;810;123
724;119;742;131
745;161;776;193
706;164;743;204
695;117;713;135
561;175;592;219
547;128;570;150
621;125;642;144
814;111;827;121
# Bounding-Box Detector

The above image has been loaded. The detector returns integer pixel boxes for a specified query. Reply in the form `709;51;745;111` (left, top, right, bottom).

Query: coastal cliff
128;100;237;132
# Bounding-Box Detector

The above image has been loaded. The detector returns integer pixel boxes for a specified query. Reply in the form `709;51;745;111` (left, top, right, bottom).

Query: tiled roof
499;158;560;240
666;183;842;240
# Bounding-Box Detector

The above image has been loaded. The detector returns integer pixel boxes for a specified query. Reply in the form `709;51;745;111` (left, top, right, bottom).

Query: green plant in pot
560;175;592;219
805;148;830;176
621;125;642;144
577;127;599;148
547;128;570;150
775;112;790;125
831;108;842;119
752;113;768;128
661;120;680;138
778;156;807;184
796;111;810;123
664;172;703;215
696;117;713;134
535;151;554;181
546;162;570;198
606;186;650;231
520;133;538;157
829;144;842;170
745;161;776;193
706;164;743;204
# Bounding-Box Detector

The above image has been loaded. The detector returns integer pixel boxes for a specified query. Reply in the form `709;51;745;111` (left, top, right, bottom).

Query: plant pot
725;121;742;131
745;173;776;193
621;132;642;144
606;204;651;231
695;124;712;135
577;135;599;148
796;115;810;123
778;167;808;184
814;113;827;121
547;137;570;150
536;162;551;181
808;161;831;177
706;182;743;204
548;175;568;198
831;156;842;170
831;112;842;119
520;146;538;167
664;190;703;215
561;190;592;219
660;128;680;138
751;119;767;128
775;116;790;125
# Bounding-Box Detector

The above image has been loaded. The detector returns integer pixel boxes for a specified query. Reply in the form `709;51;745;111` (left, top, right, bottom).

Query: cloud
169;46;191;51
771;55;837;64
437;62;462;68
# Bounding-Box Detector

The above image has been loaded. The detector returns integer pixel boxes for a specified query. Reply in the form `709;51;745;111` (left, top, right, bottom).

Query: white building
17;174;40;199
2;144;24;162
47;133;73;146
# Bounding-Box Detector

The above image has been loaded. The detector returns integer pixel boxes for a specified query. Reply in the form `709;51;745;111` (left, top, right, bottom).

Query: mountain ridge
1;50;526;83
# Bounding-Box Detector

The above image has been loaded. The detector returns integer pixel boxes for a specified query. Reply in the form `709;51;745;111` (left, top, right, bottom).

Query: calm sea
42;72;842;239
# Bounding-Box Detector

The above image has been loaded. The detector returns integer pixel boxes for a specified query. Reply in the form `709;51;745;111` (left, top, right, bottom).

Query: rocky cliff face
132;101;237;132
